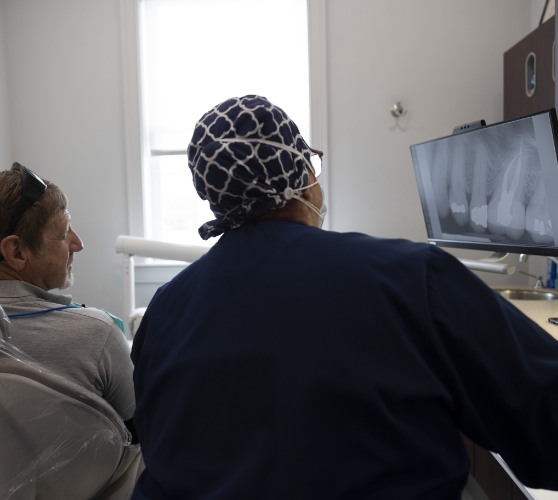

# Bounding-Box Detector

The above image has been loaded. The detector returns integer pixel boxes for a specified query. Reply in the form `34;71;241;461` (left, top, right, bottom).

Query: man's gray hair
0;170;68;261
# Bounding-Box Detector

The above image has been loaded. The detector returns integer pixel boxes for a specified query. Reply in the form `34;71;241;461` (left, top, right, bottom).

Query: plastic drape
0;306;131;500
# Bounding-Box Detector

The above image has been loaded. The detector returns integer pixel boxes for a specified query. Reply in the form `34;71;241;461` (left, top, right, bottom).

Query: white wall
0;4;10;168
0;1;548;316
325;0;537;286
327;0;531;237
1;0;128;316
532;0;549;31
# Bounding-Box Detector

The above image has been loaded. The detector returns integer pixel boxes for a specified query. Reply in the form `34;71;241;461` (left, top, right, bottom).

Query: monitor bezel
411;108;558;257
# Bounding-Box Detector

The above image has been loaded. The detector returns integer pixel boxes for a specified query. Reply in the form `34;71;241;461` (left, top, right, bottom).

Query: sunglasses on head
6;162;47;236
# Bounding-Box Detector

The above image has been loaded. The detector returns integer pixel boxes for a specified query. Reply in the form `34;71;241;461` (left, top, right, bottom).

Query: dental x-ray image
411;111;558;252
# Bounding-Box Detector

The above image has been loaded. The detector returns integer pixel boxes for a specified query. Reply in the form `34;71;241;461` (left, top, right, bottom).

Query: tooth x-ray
411;110;558;255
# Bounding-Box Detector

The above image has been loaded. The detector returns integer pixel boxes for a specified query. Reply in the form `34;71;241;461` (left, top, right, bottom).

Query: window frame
119;0;330;240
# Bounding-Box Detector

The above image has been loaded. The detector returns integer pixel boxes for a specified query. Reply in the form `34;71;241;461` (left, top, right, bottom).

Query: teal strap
98;309;125;334
70;301;125;334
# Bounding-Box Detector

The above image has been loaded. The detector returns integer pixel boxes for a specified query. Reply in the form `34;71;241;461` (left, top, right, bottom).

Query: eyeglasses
6;163;47;236
309;149;323;178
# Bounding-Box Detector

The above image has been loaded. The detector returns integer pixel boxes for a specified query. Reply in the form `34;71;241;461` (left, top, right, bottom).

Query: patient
0;163;136;429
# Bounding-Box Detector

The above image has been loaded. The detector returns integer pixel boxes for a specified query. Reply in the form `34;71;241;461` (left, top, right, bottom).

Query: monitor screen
410;109;558;257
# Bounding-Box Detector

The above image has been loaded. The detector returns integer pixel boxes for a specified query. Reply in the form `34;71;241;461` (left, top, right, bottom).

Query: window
138;0;312;246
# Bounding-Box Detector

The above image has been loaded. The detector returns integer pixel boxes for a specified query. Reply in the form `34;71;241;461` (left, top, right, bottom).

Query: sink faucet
519;270;544;289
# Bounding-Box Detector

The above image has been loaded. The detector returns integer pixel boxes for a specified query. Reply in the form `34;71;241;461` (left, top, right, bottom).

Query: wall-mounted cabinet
504;16;555;120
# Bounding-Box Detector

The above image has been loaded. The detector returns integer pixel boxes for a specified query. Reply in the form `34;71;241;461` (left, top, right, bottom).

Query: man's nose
70;229;84;252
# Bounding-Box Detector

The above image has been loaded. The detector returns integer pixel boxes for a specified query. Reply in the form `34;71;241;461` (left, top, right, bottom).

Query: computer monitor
410;109;558;257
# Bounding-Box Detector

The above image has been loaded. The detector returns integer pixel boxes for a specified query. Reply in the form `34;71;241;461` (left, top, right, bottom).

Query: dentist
131;95;558;499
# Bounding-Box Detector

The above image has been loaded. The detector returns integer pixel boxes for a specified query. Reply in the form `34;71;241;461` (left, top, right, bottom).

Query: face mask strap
282;178;323;217
294;195;325;222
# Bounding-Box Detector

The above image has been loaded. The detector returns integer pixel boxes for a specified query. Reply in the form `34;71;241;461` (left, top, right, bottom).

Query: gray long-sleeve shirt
0;280;135;420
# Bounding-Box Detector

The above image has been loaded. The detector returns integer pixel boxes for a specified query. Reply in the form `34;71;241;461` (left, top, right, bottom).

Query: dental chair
0;307;139;500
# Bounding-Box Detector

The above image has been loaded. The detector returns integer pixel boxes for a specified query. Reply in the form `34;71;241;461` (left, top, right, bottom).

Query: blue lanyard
7;305;81;318
7;304;125;334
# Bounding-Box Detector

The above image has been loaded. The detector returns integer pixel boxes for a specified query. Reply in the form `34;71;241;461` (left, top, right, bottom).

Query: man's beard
58;269;74;290
58;256;74;290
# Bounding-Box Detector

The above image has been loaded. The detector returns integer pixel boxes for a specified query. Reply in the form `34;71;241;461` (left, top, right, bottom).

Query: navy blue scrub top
131;219;558;499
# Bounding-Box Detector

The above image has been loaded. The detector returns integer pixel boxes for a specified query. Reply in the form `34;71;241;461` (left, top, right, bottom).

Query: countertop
491;286;558;500
491;285;558;341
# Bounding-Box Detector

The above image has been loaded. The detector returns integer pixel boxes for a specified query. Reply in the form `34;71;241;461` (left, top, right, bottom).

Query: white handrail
115;235;208;262
115;236;209;339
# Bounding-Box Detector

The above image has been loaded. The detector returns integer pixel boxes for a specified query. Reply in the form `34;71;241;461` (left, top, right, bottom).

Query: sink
495;289;558;301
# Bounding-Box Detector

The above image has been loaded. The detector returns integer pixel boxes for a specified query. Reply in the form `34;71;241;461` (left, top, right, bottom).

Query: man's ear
301;174;319;203
301;187;312;202
0;236;28;271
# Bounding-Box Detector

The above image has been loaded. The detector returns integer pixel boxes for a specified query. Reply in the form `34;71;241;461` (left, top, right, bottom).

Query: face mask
288;178;326;228
318;186;327;229
219;138;326;228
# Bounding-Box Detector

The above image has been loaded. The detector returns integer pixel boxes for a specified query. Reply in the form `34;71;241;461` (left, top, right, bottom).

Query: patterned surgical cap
187;95;312;239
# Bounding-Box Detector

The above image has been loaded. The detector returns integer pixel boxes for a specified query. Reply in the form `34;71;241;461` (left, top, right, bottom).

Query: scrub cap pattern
187;95;312;239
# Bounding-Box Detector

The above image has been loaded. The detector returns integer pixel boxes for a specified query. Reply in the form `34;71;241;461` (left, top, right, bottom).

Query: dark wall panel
504;16;555;120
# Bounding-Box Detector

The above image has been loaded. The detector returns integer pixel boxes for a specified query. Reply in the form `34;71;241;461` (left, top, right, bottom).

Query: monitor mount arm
458;253;516;275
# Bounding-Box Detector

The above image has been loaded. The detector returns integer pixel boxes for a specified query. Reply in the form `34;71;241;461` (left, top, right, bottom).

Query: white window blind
139;0;311;245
